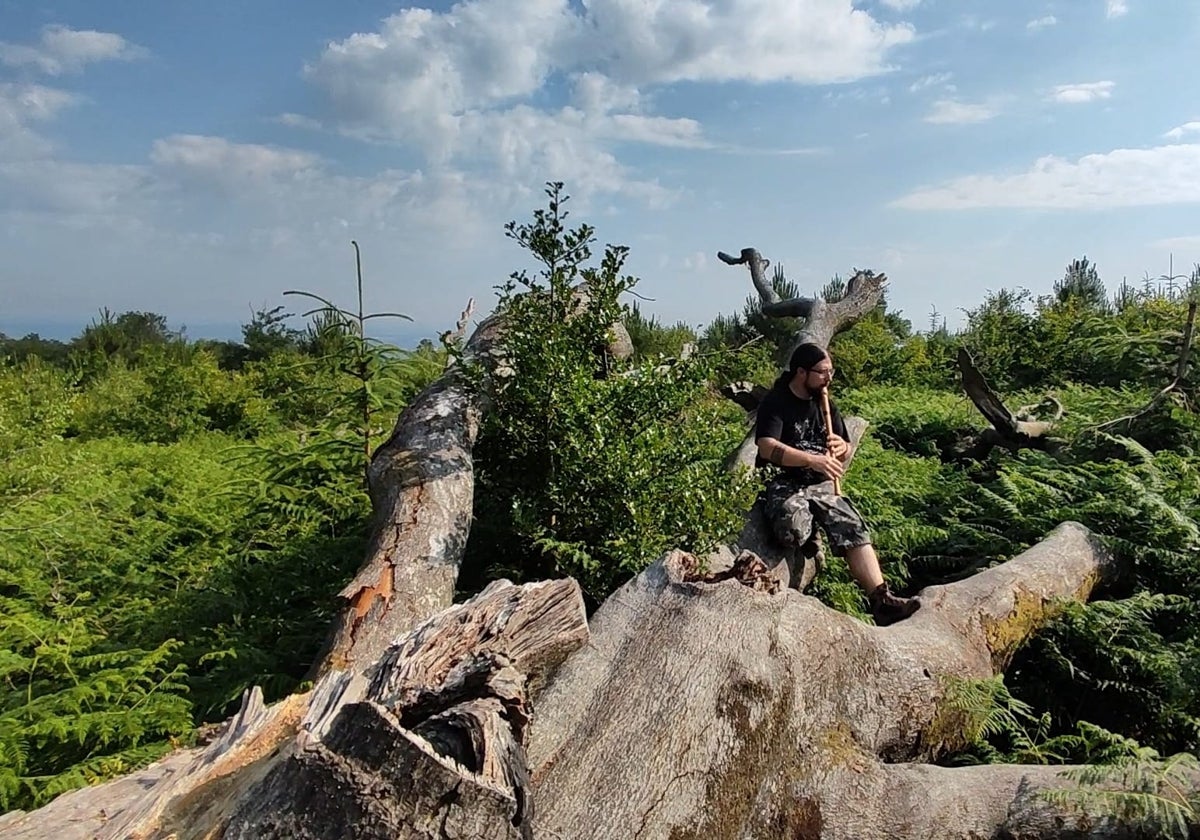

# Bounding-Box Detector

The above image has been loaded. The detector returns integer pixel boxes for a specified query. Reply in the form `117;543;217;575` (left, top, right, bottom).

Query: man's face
803;359;835;391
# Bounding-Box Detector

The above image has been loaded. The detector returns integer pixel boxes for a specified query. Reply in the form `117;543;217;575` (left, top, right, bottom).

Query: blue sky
2;0;1199;342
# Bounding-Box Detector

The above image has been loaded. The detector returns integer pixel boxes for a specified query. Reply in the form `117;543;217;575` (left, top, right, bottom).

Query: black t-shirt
754;384;847;485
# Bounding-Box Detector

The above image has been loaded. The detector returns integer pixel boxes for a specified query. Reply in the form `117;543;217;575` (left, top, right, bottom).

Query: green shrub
465;184;758;603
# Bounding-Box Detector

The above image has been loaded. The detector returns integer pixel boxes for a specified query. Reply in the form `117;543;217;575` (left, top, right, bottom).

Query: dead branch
1097;299;1197;431
956;348;1064;458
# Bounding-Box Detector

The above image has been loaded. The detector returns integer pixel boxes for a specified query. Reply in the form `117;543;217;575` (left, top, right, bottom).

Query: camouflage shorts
762;477;872;556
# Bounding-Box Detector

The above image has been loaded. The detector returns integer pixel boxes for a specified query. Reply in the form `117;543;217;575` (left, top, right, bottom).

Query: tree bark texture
313;312;506;677
524;522;1134;839
315;295;631;678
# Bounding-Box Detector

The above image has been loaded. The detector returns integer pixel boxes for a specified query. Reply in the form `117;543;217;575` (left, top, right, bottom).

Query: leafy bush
466;184;758;603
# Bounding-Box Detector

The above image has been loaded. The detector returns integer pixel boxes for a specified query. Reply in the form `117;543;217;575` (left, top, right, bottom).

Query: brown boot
869;583;920;626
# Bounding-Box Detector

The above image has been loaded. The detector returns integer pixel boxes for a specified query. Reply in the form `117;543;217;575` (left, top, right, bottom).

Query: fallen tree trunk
522;522;1155;839
312;312;506;676
955;347;1066;459
8;523;1195;839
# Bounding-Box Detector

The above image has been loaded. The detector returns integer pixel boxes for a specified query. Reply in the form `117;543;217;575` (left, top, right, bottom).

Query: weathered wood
9;282;1199;840
719;248;884;476
0;579;586;840
719;246;887;354
314;313;506;677
956;347;1065;458
315;291;632;678
226;577;586;839
524;523;1132;839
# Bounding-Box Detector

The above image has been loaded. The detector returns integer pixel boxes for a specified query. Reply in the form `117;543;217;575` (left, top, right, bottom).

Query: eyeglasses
808;367;835;378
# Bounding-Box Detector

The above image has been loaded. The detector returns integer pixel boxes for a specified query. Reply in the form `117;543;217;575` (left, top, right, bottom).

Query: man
755;342;919;626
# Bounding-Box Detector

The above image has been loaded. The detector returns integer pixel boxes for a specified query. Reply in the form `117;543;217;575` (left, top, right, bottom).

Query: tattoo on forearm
768;442;786;465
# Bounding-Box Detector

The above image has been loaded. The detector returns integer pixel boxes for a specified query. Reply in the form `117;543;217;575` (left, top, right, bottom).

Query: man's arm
757;437;845;479
756;436;812;468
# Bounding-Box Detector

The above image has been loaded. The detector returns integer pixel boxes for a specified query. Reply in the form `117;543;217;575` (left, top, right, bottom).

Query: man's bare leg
845;543;885;592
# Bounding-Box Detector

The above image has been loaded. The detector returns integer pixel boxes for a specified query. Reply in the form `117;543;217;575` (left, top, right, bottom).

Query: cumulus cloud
302;0;913;193
1165;122;1200;140
1026;15;1058;30
580;0;913;86
151;134;320;181
908;72;954;92
1106;0;1129;19
1048;81;1115;104
879;0;921;9
924;98;998;124
0;24;146;75
893;143;1200;209
0;82;80;159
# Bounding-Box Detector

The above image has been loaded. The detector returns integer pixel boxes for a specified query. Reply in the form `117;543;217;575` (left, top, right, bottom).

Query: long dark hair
772;343;827;390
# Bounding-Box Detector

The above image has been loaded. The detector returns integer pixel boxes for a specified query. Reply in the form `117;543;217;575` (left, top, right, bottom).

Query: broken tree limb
312;312;506;677
226;577;587;839
719;247;886;473
957;347;1065;458
314;287;633;678
719;246;887;352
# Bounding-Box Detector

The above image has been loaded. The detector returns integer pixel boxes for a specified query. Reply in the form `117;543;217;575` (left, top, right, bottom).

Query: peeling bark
315;292;632;677
313;312;506;677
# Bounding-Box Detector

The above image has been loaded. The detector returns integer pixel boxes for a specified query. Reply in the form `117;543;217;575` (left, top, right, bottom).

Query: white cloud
302;0;913;198
924;98;998;124
151;135;320;184
0;159;153;218
1026;15;1058;30
0;82;80;159
908;72;954;93
1048;80;1115;104
893;143;1200;209
879;0;921;9
1165;122;1200;140
1106;0;1129;19
0;25;146;75
276;112;323;131
581;0;913;86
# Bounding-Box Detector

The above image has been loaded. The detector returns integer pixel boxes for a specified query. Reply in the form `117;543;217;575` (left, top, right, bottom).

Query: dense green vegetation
3;183;1200;820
